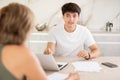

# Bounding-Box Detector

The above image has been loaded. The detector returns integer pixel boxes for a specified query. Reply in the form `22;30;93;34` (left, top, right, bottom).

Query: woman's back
0;45;18;80
0;44;47;80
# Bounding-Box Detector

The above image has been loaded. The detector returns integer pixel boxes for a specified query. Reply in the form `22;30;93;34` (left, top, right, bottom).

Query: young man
44;2;100;59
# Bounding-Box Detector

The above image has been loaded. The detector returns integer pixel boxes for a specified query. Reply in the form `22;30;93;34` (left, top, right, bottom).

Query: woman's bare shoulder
2;44;37;65
2;45;47;79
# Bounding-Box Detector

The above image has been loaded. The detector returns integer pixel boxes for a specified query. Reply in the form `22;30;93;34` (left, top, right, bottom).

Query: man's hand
65;72;80;80
77;50;89;59
44;48;53;55
44;42;55;55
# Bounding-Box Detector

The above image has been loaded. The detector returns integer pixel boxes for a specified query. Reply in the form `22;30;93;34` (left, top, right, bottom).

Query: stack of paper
48;72;68;80
72;61;102;72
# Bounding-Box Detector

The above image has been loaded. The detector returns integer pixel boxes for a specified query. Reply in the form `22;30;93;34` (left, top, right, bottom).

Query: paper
72;61;102;72
48;72;68;80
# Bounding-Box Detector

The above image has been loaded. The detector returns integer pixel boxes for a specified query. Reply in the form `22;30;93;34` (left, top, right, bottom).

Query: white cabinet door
93;33;120;56
29;42;47;54
98;43;120;56
27;33;48;54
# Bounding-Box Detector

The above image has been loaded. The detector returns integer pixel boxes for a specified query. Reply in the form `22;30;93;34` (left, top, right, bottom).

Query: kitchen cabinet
26;32;48;54
93;33;120;56
27;32;120;56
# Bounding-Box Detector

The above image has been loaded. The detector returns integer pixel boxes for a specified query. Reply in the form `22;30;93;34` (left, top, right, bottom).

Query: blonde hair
0;3;34;45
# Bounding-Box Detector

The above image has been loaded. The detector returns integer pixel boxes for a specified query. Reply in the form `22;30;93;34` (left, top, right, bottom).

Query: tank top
0;45;17;80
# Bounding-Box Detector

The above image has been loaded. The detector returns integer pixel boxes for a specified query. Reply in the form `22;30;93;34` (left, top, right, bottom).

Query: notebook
36;54;68;71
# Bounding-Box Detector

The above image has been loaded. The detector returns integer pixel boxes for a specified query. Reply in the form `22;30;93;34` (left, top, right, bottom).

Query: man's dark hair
61;2;81;15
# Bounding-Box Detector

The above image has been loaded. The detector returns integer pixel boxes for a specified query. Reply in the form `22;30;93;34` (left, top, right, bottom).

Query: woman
0;3;80;80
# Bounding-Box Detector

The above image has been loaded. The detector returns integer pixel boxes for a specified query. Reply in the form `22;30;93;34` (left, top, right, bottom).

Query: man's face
63;12;80;27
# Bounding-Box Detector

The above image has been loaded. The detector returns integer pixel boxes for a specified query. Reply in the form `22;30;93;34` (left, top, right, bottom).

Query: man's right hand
44;48;53;55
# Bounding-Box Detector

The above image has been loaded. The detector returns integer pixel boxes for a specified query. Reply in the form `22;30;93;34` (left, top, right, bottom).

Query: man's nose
69;17;74;21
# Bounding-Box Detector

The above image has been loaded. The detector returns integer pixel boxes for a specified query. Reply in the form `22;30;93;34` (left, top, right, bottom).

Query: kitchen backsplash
0;0;120;31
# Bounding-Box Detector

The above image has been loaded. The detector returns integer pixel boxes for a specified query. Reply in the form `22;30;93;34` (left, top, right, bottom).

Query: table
46;57;120;80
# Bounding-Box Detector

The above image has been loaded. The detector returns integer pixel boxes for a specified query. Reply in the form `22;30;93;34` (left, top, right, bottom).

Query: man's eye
66;15;70;17
73;15;77;18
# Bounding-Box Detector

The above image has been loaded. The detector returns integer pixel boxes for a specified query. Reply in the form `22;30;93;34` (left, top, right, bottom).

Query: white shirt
48;24;95;56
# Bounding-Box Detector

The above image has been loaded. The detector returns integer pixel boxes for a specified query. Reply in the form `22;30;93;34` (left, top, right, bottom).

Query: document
48;72;68;80
72;61;102;72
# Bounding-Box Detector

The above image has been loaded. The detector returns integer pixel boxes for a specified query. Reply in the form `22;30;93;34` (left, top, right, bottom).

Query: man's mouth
68;22;74;25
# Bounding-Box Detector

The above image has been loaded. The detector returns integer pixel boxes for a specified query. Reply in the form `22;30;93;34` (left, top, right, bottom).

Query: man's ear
78;15;80;19
62;14;64;18
62;15;65;20
62;15;64;19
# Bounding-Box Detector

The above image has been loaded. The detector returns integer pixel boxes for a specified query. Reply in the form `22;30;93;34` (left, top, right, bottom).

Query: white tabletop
46;56;120;80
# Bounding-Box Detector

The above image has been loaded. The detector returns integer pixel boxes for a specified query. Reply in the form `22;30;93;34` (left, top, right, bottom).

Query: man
44;2;100;60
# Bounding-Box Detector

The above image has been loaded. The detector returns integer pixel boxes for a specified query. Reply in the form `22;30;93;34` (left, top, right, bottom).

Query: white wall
0;0;120;31
87;0;120;30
